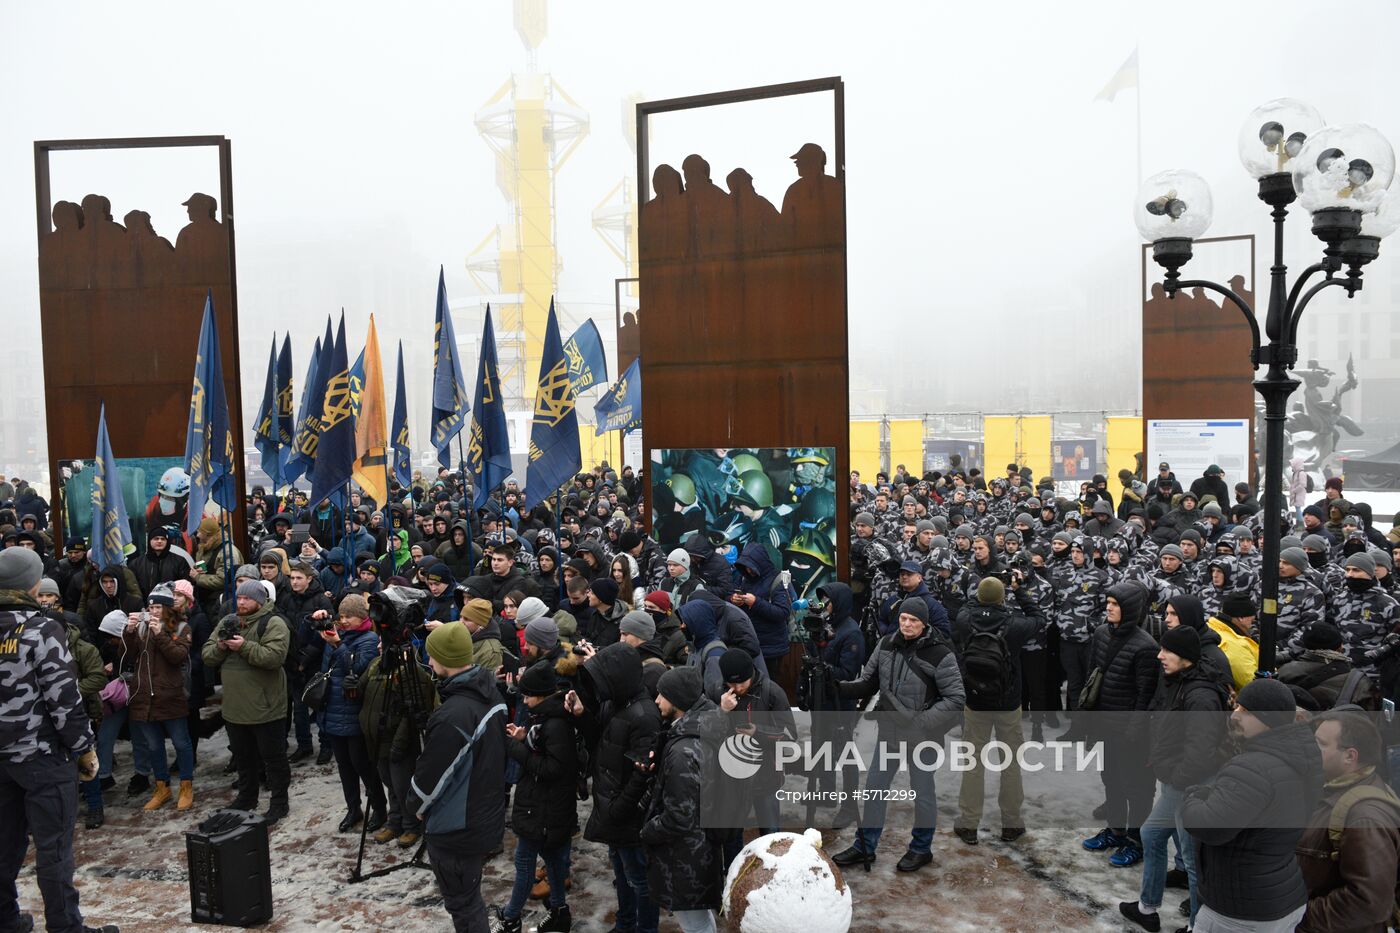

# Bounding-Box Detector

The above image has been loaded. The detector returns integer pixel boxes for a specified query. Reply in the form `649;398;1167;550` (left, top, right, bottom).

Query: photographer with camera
202;580;291;824
316;594;387;833
122;584;195;813
799;582;866;827
490;660;579;933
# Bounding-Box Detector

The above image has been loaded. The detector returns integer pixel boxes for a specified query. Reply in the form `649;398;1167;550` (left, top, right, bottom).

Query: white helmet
158;467;190;498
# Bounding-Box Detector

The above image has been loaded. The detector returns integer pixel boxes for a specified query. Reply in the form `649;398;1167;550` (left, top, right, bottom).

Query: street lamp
1138;99;1397;675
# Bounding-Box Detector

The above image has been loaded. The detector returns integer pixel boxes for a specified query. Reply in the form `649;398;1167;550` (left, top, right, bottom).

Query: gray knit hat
619;610;656;642
1280;547;1309;574
0;548;44;592
235;579;267;605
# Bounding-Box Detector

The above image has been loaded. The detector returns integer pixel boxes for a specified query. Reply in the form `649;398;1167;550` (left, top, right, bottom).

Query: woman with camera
122;583;196;812
316;593;387;832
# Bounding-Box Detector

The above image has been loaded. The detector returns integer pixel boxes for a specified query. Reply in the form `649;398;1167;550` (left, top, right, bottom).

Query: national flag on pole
253;335;281;487
311;313;355;505
594;358;642;435
92;403;131;569
275;334;295;478
430;268;469;469
467;306;512;508
286;318;334;486
524;299;581;508
1095;48;1138;102
348;345;366;420
391;341;412;489
352;315;389;505
562;318;608;394
183;293;237;538
283;335;320;487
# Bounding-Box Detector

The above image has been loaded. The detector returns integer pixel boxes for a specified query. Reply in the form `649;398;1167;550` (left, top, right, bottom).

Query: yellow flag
352;314;389;504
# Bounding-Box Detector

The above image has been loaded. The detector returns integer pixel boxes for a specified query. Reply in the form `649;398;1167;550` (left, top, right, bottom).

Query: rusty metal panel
34;136;246;546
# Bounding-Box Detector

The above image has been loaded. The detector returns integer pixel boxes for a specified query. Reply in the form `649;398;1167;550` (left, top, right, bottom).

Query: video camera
217;618;241;642
368;585;431;649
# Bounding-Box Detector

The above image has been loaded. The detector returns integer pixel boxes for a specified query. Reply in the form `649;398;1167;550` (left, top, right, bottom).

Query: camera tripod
349;642;434;883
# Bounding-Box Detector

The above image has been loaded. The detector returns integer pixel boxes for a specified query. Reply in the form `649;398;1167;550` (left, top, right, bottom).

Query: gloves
77;748;98;782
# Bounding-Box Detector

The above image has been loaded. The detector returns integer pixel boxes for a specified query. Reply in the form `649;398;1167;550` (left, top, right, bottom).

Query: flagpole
1135;44;1143;186
554;488;563;605
340;482;352;593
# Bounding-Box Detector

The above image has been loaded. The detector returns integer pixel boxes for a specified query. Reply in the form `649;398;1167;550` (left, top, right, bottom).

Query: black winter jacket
504;691;578;846
1085;583;1158;713
819;583;867;712
1147;664;1229;790
640;697;724;912
951;595;1037;711
1182;722;1324;922
408;665;507;855
578;643;663;847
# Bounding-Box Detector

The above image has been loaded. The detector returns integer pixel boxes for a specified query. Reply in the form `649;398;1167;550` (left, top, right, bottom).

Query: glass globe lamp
1292;123;1395;215
1238;98;1324;180
1134;169;1214;242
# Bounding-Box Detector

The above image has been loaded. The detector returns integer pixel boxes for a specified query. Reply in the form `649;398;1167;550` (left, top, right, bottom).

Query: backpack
1326;782;1400;928
959;625;1012;706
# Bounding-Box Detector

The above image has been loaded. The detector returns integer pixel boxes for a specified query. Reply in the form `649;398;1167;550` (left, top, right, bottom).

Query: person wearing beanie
584;577;627;647
1274;547;1327;656
660;547;704;609
832;584;965;874
315;588;386;834
1123;615;1230;932
0;543;122;929
1277;621;1380;709
123;577;197;815
453;598;503;676
710;644;793;866
496;655;579;933
411;616;507;933
618;610;656;647
202;566;291;823
1203;590;1261;692
1054;529;1110;723
1181;676;1322;932
950;562;1037;847
524;616;560;654
1332;551;1400;677
1081;582;1159;867
128;523;187;603
641;663;723;932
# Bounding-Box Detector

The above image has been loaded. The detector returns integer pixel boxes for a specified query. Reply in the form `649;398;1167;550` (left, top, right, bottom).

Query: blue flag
253;335;280;488
430;268;470;469
275;334;295;477
562;318;608;394
311;313;355;505
525;299;581;508
594;358;642;435
287;318;334;486
391;340;412;489
467;306;512;508
183;293;237;538
348;346;366;420
283;334;321;487
92;403;132;569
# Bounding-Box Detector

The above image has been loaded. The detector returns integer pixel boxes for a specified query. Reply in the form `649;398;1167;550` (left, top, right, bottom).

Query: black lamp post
1140;100;1399;675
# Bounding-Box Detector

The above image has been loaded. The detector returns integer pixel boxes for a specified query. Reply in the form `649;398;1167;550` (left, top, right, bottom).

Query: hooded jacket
200;603;290;725
1165;594;1234;691
433;521;479;582
504;691;578;846
838;622;965;737
679;594;769;699
1182;722;1325;923
1147;660;1229;790
641;696;725;912
951;592;1038;711
128;543;188;601
684;532;735;599
819;583;867;711
408;665;506;854
316;625;380;737
734;542;793;659
578;642;663;847
1086;582;1159;713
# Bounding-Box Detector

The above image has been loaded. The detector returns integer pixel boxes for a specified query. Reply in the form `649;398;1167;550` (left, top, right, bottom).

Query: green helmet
667;473;697;507
793;488;835;526
731;470;773;509
786;520;836;567
730;453;763;476
789;447;830;466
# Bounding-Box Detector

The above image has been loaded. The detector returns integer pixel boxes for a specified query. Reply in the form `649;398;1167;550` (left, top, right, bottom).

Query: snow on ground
16;723;1158;932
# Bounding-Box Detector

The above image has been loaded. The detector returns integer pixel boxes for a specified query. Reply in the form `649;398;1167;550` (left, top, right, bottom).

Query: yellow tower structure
468;0;588;407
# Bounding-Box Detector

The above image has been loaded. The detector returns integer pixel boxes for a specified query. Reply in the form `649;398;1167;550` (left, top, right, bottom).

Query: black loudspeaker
186;809;274;926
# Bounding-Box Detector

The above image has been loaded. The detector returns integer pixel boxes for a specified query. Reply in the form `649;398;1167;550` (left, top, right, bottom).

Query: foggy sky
3;0;1400;475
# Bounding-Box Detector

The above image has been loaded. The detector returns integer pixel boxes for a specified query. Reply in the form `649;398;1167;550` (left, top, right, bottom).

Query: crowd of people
2;458;1399;933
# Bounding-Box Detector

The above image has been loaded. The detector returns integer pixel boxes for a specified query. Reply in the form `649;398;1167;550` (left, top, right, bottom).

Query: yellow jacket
1207;617;1258;691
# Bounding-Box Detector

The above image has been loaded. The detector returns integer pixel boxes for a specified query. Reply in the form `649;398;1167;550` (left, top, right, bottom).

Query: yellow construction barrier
1106;417;1144;483
850;421;882;480
889;419;923;478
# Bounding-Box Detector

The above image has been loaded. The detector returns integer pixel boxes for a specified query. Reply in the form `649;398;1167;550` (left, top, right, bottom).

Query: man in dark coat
731;542;792;674
683;532;734;599
641;667;724;932
410;624;507;933
1181;678;1323;932
1147;462;1183;510
571;643;662;933
1189;464;1231;510
128;526;188;601
50;538;90;612
282;561;335;762
1120;624;1230;932
1080;581;1159;867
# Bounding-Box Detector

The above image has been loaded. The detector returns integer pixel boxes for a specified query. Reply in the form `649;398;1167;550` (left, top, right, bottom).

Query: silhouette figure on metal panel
80;193;133;287
642;164;687;261
124;209;175;285
726;167;780;254
781;142;843;248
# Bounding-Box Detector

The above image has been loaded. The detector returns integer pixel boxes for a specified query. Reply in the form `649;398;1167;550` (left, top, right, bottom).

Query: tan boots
143;781;172;811
143;779;193;812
